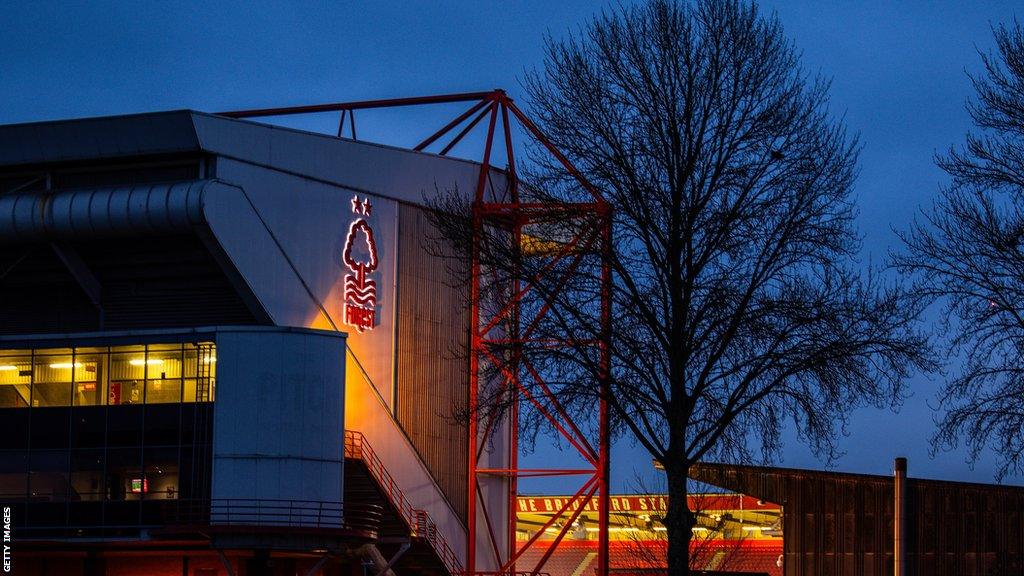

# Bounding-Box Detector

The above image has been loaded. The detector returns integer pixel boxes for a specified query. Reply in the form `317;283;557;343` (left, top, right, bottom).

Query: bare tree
898;22;1024;480
431;1;931;574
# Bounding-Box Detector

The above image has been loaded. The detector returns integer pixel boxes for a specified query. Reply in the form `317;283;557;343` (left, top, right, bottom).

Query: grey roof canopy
0;110;498;206
0;110;203;166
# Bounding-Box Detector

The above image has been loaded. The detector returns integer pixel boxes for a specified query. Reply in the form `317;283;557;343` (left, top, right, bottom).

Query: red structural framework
221;90;613;576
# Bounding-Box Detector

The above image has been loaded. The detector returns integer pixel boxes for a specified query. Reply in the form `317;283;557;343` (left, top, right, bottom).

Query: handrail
165;498;383;535
345;430;464;575
344;430;417;529
473;569;552;573
416;509;463;576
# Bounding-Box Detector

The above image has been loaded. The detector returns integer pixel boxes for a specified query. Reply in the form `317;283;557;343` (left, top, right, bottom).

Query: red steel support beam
468;201;483;575
440;103;494;156
598;210;613;576
218;90;501;118
482;348;598;466
501;102;518;203
416;98;492;151
477;469;595;477
476;227;593;338
508;111;523;574
475;104;500;202
530;483;600;576
499;475;599;573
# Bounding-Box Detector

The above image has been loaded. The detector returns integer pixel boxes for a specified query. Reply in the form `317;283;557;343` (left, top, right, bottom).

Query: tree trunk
665;462;696;576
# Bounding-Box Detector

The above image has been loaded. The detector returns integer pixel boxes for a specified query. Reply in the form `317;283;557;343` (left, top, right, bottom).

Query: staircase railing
345;430;464;575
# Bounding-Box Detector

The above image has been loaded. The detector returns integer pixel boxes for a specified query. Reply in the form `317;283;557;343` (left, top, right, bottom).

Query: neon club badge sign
342;195;379;332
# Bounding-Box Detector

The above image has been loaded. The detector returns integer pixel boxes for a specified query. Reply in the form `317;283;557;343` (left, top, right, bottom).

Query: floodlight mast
221;90;613;576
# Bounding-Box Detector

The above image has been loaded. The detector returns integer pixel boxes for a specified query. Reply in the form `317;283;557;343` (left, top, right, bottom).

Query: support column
894;457;907;576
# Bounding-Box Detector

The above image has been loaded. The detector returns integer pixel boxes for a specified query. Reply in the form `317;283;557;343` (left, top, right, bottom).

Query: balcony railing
9;499;384;540
166;498;383;536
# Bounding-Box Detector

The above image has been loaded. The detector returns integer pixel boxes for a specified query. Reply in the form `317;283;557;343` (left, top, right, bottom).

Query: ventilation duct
0;180;211;240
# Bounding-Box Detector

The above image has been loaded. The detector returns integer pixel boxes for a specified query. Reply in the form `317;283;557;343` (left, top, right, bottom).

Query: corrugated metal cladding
395;203;470;522
691;463;1024;576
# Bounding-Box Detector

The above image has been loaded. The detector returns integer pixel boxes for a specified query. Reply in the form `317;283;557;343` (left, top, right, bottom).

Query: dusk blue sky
2;1;1022;493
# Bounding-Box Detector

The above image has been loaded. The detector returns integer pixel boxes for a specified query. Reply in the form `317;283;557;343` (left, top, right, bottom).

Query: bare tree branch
898;23;1024;480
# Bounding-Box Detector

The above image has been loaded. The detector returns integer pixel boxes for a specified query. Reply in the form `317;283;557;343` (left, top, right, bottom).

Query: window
0;350;31;408
0;342;215;408
144;344;183;404
73;347;107;407
70;449;104;501
31;348;75;407
29;449;69;502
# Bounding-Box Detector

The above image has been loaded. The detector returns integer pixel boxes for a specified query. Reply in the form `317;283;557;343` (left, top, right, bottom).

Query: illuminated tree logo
342;195;378;332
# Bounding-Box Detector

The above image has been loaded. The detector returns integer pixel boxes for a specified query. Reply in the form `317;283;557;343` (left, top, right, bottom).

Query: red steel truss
221;90;613;576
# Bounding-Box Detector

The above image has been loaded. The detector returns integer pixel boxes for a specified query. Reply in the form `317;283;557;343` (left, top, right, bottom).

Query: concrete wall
211;327;346;507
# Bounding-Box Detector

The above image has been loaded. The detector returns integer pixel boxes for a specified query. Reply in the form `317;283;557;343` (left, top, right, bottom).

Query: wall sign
343;195;379;332
517;495;668;513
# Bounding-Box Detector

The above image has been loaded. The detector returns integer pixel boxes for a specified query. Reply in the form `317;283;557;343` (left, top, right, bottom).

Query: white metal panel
211;327;346;508
201;179;318;327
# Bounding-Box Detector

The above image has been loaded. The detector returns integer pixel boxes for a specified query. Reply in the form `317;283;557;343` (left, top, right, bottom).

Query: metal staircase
345;430;463;575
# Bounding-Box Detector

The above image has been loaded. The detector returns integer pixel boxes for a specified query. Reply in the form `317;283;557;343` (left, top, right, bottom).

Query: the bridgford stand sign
517;495;668;513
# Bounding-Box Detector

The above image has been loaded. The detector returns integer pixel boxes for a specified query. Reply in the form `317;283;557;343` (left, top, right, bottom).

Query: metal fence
167;498;383;535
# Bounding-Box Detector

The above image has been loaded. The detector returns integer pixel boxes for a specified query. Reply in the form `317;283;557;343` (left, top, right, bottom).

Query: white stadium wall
210;327;347;507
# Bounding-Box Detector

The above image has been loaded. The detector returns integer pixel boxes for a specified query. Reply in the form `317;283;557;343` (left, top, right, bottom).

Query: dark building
692;462;1024;576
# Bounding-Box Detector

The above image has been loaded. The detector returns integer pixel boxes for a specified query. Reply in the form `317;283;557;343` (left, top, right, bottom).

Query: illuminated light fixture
129;359;164;366
0;365;17;371
547;526;640;534
50;362;83;369
692;527;709;532
741;525;762;532
653;526;668;531
203;356;217;364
